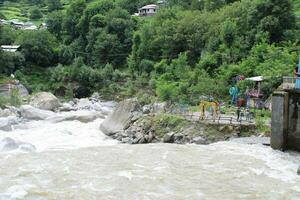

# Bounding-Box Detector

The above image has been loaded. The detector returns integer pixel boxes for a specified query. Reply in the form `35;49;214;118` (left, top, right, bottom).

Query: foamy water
0;110;300;199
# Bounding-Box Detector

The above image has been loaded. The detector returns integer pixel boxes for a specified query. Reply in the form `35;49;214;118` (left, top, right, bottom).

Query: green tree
16;31;58;66
30;7;43;19
46;11;64;40
63;0;86;43
47;0;62;12
251;0;296;43
0;50;25;75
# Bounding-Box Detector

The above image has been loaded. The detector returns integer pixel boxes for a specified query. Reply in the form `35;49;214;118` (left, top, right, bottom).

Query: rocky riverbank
100;98;258;145
0;92;116;132
1;92;260;145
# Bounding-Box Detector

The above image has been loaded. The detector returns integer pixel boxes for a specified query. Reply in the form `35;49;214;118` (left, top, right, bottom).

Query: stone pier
271;90;300;151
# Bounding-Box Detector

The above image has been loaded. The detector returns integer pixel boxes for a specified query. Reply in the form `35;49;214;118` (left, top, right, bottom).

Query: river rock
192;136;207;145
48;111;104;123
90;92;100;102
0;137;36;152
152;102;169;113
30;92;60;111
100;98;142;136
58;102;77;112
0;116;19;131
0;107;19;117
142;105;152;114
163;132;175;143
76;98;92;110
297;166;300;175
0;83;29;97
20;105;56;120
99;101;117;115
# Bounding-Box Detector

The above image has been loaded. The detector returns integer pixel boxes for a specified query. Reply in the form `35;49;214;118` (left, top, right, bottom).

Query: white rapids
0;109;300;199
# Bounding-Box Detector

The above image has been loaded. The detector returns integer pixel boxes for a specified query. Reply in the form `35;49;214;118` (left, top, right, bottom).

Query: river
0;110;300;199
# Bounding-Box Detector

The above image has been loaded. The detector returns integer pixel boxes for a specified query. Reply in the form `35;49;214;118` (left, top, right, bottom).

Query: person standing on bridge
229;85;238;106
294;58;300;89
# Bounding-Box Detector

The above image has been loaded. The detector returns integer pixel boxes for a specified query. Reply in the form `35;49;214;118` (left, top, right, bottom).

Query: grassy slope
0;0;93;25
295;0;300;16
0;1;47;25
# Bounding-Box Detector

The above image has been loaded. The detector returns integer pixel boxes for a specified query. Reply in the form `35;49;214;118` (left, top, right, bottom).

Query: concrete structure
138;4;159;16
271;90;300;151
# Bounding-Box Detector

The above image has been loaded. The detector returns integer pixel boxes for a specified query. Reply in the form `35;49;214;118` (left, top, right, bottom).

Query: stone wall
287;91;300;150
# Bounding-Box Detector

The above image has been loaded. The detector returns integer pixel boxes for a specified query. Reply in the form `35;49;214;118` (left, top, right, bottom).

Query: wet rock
297;166;300;175
0;137;18;151
147;131;154;142
58;103;77;112
192;136;207;145
134;132;145;144
0;107;19;117
98;102;116;115
20;105;56;120
163;132;175;143
76;98;92;110
0;116;19;131
0;137;36;152
30;92;60;111
48;111;104;123
100;98;141;136
173;133;185;144
121;137;132;144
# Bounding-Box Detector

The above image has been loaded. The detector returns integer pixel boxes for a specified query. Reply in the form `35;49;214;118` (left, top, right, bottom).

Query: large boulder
30;92;60;111
0;83;29;97
100;98;142;136
20;105;55;120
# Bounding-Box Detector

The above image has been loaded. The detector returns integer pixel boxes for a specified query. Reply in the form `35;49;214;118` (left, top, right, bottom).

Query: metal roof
246;76;264;82
1;45;21;52
139;4;159;10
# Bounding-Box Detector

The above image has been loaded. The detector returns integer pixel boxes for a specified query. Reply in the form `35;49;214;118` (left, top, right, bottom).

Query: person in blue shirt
294;60;300;89
229;85;238;106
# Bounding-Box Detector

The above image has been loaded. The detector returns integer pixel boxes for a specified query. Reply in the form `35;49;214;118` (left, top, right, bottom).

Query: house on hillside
9;19;24;29
1;45;20;52
0;19;9;25
138;4;159;17
22;22;37;30
8;20;38;30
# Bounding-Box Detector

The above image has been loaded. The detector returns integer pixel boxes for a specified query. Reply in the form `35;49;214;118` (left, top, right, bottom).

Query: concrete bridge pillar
271;91;289;150
271;90;300;151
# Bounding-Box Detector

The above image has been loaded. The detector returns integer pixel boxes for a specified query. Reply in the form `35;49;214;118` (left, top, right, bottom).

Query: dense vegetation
0;0;299;104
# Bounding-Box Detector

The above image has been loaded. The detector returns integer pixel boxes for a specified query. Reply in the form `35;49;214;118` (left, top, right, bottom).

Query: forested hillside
0;0;299;104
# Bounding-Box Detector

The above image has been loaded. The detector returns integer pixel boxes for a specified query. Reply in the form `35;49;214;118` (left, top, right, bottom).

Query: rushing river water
0;110;300;200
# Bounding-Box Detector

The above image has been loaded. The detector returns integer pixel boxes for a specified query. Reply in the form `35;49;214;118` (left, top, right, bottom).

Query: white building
1;45;20;52
138;4;159;16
